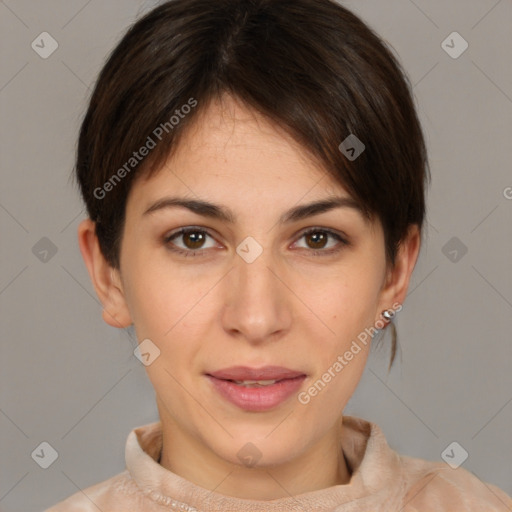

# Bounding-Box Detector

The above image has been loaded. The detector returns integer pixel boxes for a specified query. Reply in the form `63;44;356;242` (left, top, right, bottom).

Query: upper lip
207;366;306;381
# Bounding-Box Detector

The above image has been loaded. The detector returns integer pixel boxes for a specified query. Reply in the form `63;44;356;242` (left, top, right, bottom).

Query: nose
221;246;292;345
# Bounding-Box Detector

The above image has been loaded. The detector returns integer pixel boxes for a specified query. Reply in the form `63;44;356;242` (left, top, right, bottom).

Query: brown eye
294;228;349;255
305;231;329;249
164;227;217;257
181;230;206;249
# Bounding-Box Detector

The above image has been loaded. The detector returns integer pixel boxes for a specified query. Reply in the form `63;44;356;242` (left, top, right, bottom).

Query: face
86;95;414;470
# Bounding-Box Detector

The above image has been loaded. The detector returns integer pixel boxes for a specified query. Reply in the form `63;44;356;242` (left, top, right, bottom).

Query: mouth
205;366;307;412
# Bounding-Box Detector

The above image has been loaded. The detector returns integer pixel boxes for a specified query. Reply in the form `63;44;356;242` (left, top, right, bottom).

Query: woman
46;0;512;510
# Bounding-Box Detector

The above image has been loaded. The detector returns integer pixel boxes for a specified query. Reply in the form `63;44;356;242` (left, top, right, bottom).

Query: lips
207;366;306;381
206;366;307;412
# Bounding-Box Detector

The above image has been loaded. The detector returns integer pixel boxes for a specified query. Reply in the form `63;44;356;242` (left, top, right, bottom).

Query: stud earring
381;309;395;321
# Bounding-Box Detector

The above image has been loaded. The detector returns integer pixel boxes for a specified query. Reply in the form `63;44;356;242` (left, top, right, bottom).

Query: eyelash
163;226;349;258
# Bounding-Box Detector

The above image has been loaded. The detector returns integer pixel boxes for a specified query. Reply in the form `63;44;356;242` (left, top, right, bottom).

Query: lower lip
206;375;306;412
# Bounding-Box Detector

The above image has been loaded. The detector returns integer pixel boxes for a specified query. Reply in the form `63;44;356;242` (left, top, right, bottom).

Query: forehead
133;95;349;204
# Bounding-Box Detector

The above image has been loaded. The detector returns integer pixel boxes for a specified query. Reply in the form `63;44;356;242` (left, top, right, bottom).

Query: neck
157;402;351;500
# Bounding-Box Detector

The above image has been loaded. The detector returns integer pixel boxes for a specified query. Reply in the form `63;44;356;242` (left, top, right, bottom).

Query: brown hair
75;0;430;369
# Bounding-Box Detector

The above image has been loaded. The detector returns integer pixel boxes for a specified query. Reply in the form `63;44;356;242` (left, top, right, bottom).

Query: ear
77;218;133;328
375;224;421;324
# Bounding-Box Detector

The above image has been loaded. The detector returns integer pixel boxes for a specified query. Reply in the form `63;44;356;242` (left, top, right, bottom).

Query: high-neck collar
125;415;405;511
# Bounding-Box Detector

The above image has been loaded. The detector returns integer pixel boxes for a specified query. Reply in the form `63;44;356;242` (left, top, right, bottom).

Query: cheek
317;265;382;344
124;265;206;392
122;249;190;332
300;274;377;413
124;274;172;336
123;258;216;367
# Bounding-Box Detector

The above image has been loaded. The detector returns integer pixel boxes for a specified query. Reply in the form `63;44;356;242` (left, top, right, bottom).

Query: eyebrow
143;195;368;224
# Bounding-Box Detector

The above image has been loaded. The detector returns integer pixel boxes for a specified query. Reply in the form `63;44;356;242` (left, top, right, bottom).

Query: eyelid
295;226;350;244
291;226;350;255
163;225;350;256
163;225;221;250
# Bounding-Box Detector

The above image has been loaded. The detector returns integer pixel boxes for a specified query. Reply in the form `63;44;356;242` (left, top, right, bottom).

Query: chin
210;430;308;469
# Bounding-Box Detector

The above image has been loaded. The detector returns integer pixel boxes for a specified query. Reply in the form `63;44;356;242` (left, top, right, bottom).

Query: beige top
45;415;511;511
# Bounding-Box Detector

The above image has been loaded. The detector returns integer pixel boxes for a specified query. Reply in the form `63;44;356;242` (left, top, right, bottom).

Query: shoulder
399;455;512;511
44;470;141;512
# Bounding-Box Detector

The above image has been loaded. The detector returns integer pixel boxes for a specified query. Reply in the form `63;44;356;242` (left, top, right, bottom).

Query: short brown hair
75;0;430;368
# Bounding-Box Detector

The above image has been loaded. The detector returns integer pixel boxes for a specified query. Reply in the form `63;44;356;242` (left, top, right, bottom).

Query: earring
381;309;395;321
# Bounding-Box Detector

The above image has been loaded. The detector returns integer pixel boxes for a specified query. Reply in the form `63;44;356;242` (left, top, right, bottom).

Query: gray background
0;0;511;510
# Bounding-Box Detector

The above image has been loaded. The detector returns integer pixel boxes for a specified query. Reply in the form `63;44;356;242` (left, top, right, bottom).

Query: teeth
233;379;278;387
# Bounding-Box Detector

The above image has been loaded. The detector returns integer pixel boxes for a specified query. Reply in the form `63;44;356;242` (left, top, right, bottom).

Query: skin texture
78;95;420;499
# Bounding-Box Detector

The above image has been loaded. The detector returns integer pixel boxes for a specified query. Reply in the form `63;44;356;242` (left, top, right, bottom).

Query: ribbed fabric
45;415;512;511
